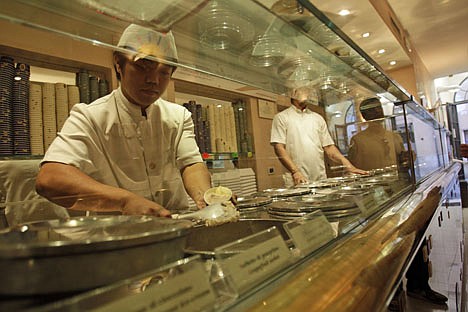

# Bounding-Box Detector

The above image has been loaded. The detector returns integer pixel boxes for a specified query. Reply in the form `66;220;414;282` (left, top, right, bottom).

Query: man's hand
121;192;171;217
293;171;308;185
345;165;368;176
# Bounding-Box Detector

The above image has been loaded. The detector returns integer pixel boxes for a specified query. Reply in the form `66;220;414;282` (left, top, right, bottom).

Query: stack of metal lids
29;83;44;155
0;56;15;156
255;187;310;199
76;69;90;104
42;82;57;151
236;195;272;212
267;197;360;221
236;196;272;218
12;63;30;155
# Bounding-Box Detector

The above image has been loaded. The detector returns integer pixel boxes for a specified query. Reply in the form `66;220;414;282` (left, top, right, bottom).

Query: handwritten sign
218;229;291;294
285;212;335;256
352;193;378;216
95;260;216;312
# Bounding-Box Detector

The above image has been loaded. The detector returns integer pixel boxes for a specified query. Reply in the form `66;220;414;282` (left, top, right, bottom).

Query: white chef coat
0;159;70;226
270;105;334;185
42;88;203;212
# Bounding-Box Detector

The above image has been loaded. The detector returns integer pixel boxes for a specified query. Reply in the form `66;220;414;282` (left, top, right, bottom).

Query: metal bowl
0;216;192;295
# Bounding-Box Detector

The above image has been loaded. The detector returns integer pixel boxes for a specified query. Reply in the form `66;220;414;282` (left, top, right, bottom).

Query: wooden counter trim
246;164;460;311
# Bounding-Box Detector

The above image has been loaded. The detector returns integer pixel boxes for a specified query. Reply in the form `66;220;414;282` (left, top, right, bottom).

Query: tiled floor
405;207;467;312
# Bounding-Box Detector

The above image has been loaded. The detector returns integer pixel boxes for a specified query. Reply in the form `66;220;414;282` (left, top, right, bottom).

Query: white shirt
270;105;334;183
42;88;202;211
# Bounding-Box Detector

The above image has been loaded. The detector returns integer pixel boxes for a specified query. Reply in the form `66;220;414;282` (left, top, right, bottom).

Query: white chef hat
117;24;178;64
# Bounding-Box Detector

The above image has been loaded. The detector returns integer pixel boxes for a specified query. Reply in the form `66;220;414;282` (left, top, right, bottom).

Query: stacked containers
42;83;56;151
55;83;68;132
29;83;44;155
77;69;90;104
67;85;80;111
0;56;15;156
98;79;109;97
12;63;31;155
89;76;99;102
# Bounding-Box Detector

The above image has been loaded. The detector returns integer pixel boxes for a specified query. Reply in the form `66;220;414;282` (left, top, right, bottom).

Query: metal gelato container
0;215;192;295
184;219;290;258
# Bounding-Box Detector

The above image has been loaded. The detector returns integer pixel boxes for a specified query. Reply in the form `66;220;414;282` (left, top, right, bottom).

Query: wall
248;97;286;190
386;65;418;100
370;0;436;107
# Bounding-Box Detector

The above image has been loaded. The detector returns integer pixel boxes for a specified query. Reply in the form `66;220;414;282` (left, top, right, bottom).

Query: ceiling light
361;32;370;38
338;9;350;16
378;49;386;54
389;60;396;66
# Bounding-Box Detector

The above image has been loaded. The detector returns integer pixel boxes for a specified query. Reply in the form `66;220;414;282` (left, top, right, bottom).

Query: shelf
201;152;254;161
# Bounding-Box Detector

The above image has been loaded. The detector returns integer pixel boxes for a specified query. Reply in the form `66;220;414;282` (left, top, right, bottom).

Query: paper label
95;261;216;312
286;214;335;255
373;186;388;202
221;235;290;293
353;193;378;215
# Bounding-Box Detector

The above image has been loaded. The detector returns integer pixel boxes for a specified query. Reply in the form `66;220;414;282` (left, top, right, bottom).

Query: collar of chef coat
290;104;312;114
116;87;154;121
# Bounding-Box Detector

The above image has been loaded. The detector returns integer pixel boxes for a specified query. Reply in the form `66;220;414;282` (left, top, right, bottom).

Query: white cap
117;24;178;64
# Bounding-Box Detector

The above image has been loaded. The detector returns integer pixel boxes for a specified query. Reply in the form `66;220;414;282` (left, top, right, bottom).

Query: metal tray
0;216;193;295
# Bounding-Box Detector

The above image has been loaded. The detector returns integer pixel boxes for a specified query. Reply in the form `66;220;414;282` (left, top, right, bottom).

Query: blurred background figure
460;143;468;158
348;97;411;172
270;86;365;187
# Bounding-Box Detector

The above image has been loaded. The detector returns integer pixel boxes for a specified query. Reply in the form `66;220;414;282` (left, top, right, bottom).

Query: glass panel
0;0;410;105
403;101;444;181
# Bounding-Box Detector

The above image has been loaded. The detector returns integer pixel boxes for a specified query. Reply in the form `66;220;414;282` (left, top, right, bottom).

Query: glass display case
0;0;459;311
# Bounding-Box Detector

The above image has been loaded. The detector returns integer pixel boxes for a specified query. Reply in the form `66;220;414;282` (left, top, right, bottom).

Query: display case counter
11;162;458;312
0;1;461;311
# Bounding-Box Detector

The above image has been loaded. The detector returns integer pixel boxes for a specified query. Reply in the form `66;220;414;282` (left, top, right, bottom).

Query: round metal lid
332;186;370;196
236;196;273;208
267;201;321;213
269;199;356;213
307;180;341;188
256;188;310;198
289;193;342;203
0;216;193;258
321;207;361;216
268;210;308;218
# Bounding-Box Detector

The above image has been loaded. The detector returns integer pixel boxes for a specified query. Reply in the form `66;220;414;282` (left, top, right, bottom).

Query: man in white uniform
270;87;365;186
36;24;212;217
